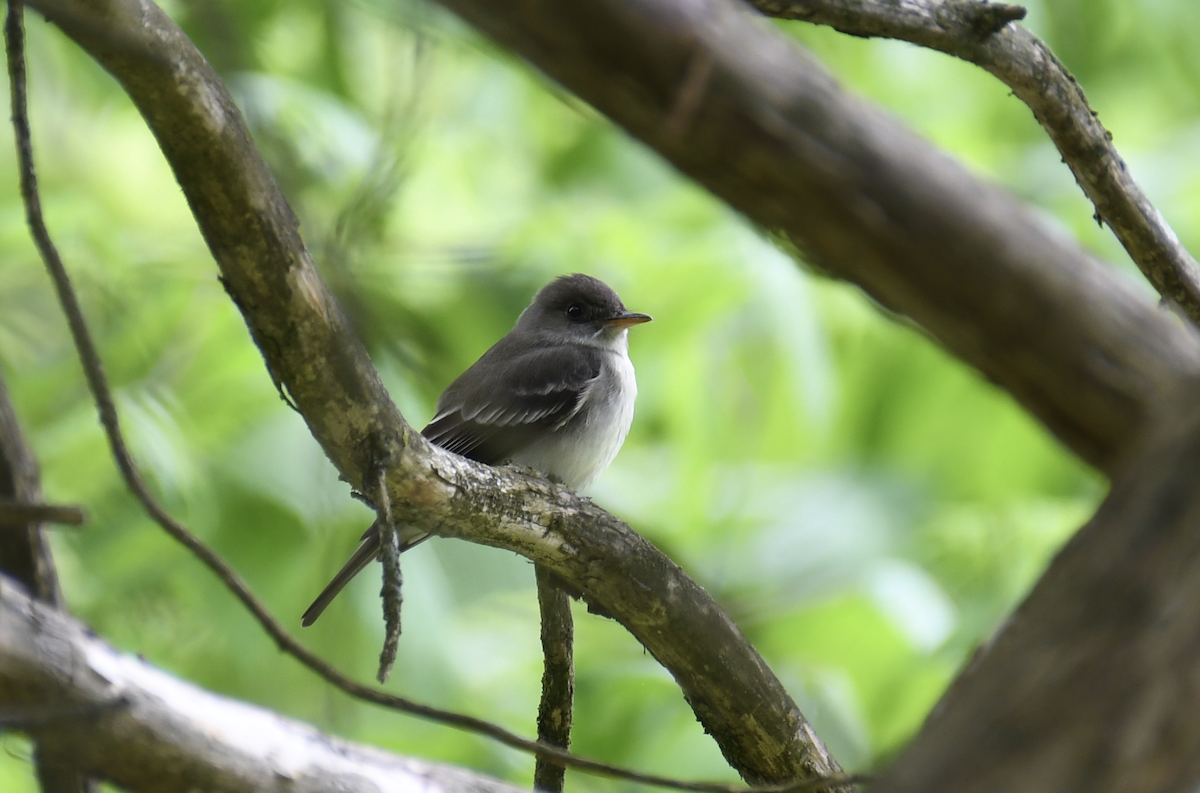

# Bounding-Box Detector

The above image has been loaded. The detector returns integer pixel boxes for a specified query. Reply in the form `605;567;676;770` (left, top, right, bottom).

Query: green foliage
7;0;1199;788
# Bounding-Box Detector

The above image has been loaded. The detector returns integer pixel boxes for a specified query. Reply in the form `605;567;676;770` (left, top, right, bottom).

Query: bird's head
516;273;651;346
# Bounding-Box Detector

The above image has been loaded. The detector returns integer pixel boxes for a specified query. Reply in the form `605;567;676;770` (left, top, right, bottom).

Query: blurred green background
5;0;1197;788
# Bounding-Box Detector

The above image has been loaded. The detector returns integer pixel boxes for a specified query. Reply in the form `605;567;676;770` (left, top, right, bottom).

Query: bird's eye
566;304;584;320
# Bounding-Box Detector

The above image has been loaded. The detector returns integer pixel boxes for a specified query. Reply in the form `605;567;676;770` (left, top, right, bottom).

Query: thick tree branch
31;0;841;785
423;0;1200;473
751;0;1200;325
874;392;1200;793
0;577;532;793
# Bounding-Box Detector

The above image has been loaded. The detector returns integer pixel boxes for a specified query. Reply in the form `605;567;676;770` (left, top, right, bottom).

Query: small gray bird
302;273;650;626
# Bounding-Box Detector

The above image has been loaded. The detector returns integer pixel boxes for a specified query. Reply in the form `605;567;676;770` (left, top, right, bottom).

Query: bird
302;273;651;626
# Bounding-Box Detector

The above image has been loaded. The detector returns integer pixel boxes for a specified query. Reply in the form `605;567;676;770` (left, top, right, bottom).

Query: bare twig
534;566;575;793
375;468;402;684
751;0;1200;324
0;500;85;527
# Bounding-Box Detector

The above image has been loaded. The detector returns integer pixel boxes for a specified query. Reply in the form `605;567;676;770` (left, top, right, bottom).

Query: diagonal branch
28;0;843;786
874;391;1200;793
751;0;1200;324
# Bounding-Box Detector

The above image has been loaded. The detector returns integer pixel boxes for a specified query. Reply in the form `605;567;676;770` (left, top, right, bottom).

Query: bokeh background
2;0;1196;788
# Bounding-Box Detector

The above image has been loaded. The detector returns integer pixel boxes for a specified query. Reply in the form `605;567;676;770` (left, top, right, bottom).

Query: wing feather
421;340;602;466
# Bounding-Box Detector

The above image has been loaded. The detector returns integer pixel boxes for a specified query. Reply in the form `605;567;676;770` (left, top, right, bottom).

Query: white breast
510;346;637;490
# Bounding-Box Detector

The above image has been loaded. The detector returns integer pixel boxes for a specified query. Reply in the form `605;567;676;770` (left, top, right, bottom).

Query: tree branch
375;470;403;684
874;391;1200;793
750;0;1200;325
0;576;533;793
30;0;843;785
0;500;85;527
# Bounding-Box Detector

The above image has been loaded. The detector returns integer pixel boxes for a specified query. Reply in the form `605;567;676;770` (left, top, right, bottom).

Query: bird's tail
301;522;427;627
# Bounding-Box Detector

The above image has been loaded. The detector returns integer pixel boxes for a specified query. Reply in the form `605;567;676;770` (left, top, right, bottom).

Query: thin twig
3;4;857;792
0;499;85;526
752;0;1200;324
534;565;575;793
375;467;402;684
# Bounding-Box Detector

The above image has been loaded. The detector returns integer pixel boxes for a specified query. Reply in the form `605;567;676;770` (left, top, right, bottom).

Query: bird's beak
606;311;652;329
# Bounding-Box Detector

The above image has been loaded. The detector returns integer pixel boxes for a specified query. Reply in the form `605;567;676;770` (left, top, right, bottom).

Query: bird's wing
421;342;603;465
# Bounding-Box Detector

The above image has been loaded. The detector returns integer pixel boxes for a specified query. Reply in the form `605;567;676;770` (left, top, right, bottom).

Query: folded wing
421;339;603;465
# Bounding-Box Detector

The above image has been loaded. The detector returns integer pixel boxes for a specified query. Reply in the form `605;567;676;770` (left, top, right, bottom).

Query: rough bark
0;576;530;793
874;394;1200;793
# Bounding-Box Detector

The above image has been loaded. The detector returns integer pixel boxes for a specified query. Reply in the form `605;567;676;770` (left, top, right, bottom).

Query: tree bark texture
0;576;531;793
875;396;1200;793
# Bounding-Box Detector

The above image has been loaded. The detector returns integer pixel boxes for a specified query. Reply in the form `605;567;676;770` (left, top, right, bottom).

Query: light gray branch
0;576;530;793
751;0;1200;325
